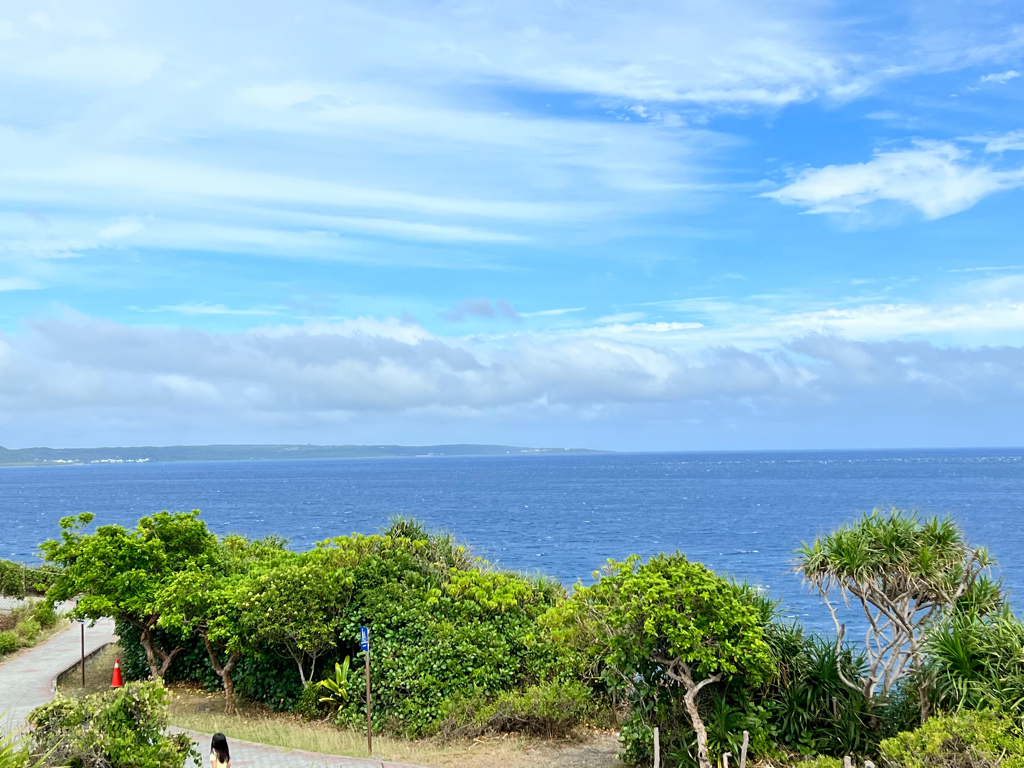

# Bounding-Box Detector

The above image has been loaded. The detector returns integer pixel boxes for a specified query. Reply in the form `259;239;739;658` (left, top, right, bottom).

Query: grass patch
56;639;121;693
0;599;68;663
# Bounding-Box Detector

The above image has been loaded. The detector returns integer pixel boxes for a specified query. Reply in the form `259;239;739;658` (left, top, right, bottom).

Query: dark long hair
211;733;230;763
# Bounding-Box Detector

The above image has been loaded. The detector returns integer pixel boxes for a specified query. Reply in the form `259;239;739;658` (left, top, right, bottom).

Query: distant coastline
0;443;608;467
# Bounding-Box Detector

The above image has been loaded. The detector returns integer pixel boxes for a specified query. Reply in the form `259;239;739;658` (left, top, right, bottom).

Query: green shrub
926;609;1024;718
0;631;18;655
798;757;844;768
294;681;334;721
439;680;598;739
0;560;24;598
0;561;60;599
16;619;41;645
31;601;57;630
27;680;198;768
879;711;1024;768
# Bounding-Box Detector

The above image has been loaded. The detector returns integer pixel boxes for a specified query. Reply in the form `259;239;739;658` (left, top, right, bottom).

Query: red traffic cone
111;658;123;688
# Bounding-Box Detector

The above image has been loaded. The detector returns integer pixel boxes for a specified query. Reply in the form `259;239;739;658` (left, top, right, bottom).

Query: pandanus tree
556;553;774;768
795;508;1000;723
42;510;218;679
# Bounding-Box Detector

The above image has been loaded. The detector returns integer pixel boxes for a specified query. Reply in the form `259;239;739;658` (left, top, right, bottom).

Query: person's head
211;733;229;762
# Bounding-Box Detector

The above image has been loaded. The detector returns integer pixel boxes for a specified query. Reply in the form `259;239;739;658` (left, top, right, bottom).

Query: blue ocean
2;449;1021;629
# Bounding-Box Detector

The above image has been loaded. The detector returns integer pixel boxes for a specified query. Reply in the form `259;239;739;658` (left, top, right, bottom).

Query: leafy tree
796;508;998;722
41;510;217;678
241;549;355;684
159;570;248;714
555;553;774;768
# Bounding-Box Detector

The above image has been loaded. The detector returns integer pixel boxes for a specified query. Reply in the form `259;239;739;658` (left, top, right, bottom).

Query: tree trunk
660;660;722;768
202;635;241;715
918;680;930;724
138;623;182;679
683;686;713;768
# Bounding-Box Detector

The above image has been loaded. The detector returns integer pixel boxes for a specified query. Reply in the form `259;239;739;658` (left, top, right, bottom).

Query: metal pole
365;646;373;756
81;621;86;687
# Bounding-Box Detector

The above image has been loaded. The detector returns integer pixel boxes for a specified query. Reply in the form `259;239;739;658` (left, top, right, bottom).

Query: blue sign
360;625;369;652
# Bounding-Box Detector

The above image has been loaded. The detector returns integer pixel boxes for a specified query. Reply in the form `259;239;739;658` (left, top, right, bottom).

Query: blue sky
0;0;1021;450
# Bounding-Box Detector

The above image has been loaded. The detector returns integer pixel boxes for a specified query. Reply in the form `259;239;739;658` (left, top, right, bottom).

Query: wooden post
740;730;749;768
653;726;660;768
365;644;372;756
81;621;86;687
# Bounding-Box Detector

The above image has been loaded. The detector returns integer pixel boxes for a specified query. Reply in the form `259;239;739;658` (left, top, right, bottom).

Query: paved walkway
0;617;427;768
180;729;426;768
0;616;117;735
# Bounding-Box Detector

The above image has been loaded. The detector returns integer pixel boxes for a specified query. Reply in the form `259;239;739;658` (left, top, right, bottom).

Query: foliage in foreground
36;506;1021;768
27;680;198;768
879;711;1024;768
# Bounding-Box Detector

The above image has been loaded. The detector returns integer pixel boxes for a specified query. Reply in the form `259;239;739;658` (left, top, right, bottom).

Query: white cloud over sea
1;290;1020;449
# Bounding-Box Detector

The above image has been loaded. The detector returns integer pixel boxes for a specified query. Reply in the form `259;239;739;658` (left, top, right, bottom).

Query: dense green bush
0;630;18;655
15;618;41;645
926;608;1024;718
879;711;1024;768
760;622;880;757
0;560;61;599
0;560;23;598
439;680;599;739
27;680;198;768
31;600;57;630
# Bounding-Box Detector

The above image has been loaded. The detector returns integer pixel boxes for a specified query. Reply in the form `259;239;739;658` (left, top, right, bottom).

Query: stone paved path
0;617;117;735
0;619;428;768
179;729;427;768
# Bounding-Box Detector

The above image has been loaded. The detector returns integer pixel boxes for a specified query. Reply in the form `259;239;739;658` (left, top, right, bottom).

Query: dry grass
56;639;121;692
57;644;620;768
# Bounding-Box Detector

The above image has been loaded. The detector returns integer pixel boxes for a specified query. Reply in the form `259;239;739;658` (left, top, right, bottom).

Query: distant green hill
0;443;606;466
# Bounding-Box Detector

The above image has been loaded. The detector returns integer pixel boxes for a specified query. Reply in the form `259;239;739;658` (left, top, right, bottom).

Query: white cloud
0;313;1018;425
977;130;1024;154
520;307;586;318
979;70;1020;84
765;142;1024;219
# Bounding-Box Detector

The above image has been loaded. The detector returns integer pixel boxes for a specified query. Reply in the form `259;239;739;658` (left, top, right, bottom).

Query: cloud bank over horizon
2;301;1020;450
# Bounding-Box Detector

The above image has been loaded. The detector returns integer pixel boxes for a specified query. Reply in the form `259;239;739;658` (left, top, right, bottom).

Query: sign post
360;625;372;756
79;619;86;687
